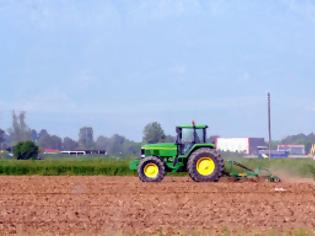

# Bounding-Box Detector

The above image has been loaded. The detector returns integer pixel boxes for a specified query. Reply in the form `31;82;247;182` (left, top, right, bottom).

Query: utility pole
268;93;272;160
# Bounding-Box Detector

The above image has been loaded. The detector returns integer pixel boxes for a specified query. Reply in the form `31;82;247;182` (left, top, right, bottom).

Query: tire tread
137;156;165;182
187;148;224;182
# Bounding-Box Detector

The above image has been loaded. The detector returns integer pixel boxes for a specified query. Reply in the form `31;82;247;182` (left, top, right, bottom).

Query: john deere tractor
130;122;225;182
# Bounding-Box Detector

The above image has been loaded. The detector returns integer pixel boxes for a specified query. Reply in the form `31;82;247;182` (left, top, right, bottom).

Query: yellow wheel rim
196;157;216;176
143;163;159;178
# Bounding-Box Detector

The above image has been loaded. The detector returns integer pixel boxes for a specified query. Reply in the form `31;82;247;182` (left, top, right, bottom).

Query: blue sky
1;0;315;141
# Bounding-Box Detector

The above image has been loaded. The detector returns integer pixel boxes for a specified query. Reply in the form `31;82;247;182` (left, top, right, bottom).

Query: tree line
1;111;315;155
0;111;174;155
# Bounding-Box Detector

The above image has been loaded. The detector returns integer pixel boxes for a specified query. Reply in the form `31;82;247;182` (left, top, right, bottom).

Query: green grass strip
0;158;313;177
0;159;134;176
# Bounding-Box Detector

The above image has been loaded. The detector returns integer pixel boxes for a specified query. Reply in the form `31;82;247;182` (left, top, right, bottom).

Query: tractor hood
141;143;177;157
142;143;177;150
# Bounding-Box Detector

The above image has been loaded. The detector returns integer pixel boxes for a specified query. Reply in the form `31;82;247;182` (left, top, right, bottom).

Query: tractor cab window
181;128;194;143
195;129;205;143
181;128;205;144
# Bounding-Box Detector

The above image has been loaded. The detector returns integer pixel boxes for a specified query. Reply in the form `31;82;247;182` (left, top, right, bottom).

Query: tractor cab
175;124;207;155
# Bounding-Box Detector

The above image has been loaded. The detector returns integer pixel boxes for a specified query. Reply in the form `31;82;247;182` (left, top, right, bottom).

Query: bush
13;141;39;160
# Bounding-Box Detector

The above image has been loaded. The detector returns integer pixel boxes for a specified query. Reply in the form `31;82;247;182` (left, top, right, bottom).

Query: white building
216;138;265;155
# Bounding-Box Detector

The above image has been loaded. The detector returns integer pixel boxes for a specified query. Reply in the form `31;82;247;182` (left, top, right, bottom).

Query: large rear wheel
187;148;224;182
137;157;165;182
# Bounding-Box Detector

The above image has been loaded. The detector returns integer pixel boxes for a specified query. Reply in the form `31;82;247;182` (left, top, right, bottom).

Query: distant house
277;145;305;156
60;150;86;155
60;150;106;156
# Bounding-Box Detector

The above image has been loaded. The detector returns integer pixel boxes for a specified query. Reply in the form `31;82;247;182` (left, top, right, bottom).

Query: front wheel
187;148;224;182
137;157;165;182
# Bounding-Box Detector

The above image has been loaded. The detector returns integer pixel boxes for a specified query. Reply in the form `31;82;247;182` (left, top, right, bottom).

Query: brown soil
0;176;314;235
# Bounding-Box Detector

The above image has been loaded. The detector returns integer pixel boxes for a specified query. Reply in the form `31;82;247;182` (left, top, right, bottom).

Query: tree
0;129;5;149
107;134;126;155
13;141;39;160
78;127;95;149
163;135;175;143
122;139;141;155
49;135;62;150
96;135;140;155
31;129;38;142
38;129;50;148
280;133;315;153
143;122;165;144
38;129;49;139
96;135;109;150
38;129;62;150
8;111;32;145
63;137;79;150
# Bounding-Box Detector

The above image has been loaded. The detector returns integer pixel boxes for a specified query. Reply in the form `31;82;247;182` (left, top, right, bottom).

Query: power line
268;92;272;160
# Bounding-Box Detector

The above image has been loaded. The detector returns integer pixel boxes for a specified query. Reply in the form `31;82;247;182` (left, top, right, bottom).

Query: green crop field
0;157;314;178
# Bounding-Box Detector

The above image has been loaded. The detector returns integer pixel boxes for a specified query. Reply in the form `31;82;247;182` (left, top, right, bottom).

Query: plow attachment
224;160;281;183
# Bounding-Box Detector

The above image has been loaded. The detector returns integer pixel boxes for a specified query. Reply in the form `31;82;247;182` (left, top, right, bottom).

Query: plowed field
0;176;314;235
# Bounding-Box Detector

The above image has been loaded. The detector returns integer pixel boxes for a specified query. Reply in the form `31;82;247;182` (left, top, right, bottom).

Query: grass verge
0;158;313;177
240;158;315;179
0;159;133;176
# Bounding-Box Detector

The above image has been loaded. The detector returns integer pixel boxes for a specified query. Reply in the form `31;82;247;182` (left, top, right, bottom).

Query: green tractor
130;122;225;182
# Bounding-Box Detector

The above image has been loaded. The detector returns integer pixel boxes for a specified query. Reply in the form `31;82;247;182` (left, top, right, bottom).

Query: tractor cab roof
177;124;208;129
